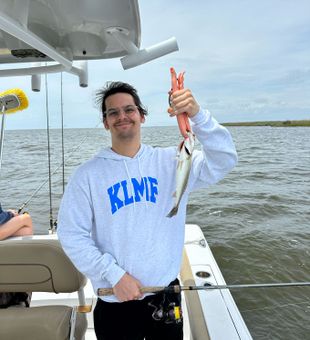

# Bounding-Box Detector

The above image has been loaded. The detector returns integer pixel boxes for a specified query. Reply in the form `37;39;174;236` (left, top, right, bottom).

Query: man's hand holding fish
168;88;200;118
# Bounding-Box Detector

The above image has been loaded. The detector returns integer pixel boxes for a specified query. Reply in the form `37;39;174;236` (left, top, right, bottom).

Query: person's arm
0;214;33;240
7;209;18;217
169;88;237;188
189;108;238;187
57;172;126;290
57;175;143;301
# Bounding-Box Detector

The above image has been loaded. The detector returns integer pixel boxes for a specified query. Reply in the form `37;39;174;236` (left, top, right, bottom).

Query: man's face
103;93;145;141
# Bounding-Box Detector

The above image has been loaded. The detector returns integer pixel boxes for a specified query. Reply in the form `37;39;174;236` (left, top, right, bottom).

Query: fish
167;131;195;217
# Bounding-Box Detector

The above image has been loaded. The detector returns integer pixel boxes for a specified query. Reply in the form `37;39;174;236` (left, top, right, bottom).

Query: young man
57;81;238;339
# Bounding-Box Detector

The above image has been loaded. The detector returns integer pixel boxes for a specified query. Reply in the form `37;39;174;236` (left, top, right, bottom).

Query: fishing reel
149;300;182;324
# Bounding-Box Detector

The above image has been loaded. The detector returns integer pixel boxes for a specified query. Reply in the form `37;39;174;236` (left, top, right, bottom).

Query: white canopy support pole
0;64;66;77
0;61;88;88
0;10;72;69
121;37;179;70
31;62;41;92
68;61;88;88
106;27;139;54
106;27;179;70
0;106;6;173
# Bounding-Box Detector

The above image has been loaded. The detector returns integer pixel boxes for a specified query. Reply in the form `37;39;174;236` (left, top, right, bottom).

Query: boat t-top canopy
0;0;178;87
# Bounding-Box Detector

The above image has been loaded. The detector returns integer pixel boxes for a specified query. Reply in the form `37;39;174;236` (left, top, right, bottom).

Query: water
1;126;309;339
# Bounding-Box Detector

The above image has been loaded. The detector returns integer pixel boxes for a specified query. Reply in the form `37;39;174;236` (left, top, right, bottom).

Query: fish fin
166;206;179;218
183;140;194;156
178;140;185;150
184;145;191;156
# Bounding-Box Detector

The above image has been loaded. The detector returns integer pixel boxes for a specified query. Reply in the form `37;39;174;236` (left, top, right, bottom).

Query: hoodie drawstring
123;159;136;211
122;156;148;211
137;157;149;209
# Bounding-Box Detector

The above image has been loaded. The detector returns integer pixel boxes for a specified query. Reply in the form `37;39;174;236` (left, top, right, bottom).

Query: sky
1;0;310;129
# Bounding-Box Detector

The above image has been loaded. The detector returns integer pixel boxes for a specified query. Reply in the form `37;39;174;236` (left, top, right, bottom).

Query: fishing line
0;105;5;173
17;69;103;215
17;121;101;214
44;72;54;232
60;72;65;194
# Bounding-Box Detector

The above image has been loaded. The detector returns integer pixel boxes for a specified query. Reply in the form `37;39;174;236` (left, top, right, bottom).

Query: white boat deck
183;224;252;339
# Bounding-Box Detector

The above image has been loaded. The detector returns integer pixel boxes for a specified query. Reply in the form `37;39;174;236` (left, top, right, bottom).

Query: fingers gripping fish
167;68;195;218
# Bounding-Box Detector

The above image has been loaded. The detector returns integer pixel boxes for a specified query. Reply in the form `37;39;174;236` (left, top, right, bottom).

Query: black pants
94;280;183;340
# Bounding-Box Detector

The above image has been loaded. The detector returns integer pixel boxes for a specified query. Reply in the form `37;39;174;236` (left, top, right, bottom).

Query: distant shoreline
223;120;310;127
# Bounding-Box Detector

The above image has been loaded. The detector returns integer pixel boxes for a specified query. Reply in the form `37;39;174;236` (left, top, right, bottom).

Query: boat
1;225;252;339
0;1;252;339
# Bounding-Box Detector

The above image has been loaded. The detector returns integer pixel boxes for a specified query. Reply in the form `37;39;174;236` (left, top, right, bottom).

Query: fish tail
166;205;179;218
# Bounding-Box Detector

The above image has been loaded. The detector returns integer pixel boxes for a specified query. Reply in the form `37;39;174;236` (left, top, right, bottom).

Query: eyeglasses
104;105;139;119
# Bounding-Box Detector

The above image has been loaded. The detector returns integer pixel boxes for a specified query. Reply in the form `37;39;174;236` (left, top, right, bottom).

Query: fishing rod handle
97;286;163;296
97;285;182;296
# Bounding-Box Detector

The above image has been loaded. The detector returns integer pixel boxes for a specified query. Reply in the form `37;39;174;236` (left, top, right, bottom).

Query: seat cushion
0;305;87;340
0;239;86;293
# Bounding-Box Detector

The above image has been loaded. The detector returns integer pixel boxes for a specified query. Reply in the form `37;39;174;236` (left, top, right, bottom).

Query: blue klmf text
107;176;159;214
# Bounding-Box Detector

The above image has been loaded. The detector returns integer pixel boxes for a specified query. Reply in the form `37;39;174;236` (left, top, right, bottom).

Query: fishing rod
17;121;101;214
97;281;310;296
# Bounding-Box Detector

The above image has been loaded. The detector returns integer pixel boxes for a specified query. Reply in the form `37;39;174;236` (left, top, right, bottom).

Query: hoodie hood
95;144;149;161
94;144;152;212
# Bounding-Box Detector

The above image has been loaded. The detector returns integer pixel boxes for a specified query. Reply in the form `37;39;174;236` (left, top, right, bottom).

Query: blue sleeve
0;204;13;225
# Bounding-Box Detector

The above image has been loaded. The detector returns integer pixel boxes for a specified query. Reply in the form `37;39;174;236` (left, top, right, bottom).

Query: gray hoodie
57;109;237;302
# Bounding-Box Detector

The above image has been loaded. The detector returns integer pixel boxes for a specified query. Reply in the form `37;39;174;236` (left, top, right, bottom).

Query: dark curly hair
95;81;148;121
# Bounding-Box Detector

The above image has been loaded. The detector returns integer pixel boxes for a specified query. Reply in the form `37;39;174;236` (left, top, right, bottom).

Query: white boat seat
0;239;88;340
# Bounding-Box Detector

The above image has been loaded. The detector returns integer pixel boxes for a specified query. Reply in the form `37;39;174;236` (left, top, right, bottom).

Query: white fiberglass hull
27;224;251;340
